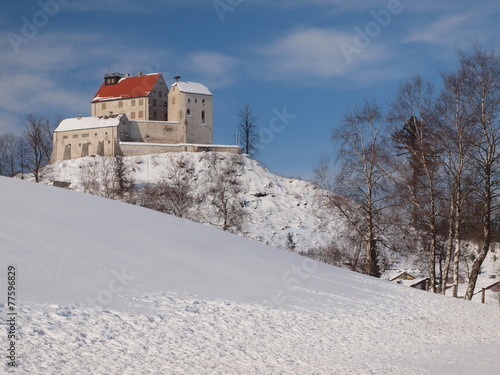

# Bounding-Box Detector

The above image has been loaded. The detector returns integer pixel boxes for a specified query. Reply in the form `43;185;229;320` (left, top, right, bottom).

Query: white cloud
184;52;239;89
405;3;499;46
253;27;394;83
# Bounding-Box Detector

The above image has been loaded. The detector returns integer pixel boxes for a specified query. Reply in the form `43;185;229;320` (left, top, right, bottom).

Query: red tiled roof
90;73;161;103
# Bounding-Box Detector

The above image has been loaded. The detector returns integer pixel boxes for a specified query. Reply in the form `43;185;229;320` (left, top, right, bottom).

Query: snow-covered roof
55;115;124;132
172;81;212;96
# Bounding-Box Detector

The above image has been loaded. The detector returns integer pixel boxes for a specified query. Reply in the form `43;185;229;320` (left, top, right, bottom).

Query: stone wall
120;142;241;157
119;121;185;144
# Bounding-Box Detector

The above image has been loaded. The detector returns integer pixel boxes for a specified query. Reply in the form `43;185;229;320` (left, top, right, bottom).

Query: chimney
126;73;130;78
174;74;181;82
137;71;142;77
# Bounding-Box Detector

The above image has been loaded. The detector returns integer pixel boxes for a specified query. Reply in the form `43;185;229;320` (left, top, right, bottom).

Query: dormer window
104;72;123;85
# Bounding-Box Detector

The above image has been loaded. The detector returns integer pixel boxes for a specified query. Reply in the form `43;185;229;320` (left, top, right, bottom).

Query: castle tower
168;76;213;144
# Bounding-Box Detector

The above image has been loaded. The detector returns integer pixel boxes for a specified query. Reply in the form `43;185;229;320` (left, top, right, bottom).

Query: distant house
51;72;238;162
390;272;430;291
480;281;500;304
390;272;416;281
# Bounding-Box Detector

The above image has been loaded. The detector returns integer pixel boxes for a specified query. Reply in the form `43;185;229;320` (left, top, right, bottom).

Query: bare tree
22;114;54;182
80;157;119;199
140;155;199;219
389;75;443;292
237;104;261;158
204;153;246;233
315;100;391;277
459;44;500;300
0;132;20;177
113;155;133;198
435;68;476;296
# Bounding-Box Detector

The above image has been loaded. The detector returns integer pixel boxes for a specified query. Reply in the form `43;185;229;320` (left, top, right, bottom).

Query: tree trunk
464;177;491;300
452;187;461;298
441;190;456;294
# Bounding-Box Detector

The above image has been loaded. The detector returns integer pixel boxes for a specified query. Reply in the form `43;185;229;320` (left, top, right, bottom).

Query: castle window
139;98;144;106
188;98;191;103
172;97;176;105
153;99;157;106
118;101;123;108
131;112;136;119
139;111;144;118
195;99;197;103
159;91;162;98
62;135;68;139
73;134;78;139
101;103;106;110
202;110;205;124
187;109;191;117
202;99;205;104
163;101;167;108
131;99;136;106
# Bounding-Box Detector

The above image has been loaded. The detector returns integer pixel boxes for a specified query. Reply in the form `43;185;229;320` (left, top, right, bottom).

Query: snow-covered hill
40;152;346;252
31;152;500;303
1;176;499;374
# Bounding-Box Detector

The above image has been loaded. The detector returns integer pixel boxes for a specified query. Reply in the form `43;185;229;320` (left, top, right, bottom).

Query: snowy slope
41;153;346;252
1;177;499;374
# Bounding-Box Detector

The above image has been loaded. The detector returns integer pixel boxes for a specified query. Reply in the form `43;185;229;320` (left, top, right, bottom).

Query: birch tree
390;75;442;292
316;100;391;277
460;45;500;300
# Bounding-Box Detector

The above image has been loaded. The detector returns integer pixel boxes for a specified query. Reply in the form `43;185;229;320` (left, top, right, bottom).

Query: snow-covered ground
1;176;499;374
41;152;347;252
35;152;500;304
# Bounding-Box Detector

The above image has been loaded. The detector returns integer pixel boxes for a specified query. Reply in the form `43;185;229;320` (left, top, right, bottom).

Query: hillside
41;152;346;252
33;152;500;303
1;176;499;374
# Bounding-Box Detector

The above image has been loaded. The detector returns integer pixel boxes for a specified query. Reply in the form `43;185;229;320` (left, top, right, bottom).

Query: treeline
0;115;57;182
315;44;499;299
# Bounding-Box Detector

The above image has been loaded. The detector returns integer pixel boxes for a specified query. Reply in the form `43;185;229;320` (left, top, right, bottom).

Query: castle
50;72;239;162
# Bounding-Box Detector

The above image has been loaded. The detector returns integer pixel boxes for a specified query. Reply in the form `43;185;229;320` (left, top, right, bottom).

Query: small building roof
91;73;162;103
483;281;500;291
55;115;124;133
172;81;212;96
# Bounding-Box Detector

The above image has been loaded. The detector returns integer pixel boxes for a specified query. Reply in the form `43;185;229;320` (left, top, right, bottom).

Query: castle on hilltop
50;72;239;162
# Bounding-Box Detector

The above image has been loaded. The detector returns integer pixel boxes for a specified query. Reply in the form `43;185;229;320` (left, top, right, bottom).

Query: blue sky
1;0;498;179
